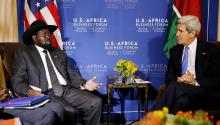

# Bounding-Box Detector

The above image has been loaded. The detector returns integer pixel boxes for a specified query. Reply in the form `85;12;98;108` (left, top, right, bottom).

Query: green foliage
114;59;138;77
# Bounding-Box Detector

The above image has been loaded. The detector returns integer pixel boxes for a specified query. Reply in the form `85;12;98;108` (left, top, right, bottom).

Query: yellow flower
165;123;172;125
114;59;138;77
154;111;165;119
162;107;169;113
139;109;213;125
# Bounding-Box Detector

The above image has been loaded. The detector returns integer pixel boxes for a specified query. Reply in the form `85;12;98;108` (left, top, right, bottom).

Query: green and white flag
163;0;202;58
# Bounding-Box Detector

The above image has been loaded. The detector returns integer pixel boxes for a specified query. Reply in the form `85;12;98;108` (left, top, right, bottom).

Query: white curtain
0;0;18;43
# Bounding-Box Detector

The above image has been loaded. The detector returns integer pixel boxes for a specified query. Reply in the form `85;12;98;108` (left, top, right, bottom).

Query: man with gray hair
154;15;220;113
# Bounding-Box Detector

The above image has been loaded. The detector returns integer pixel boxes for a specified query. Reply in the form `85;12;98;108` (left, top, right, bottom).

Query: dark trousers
154;83;218;114
47;86;102;125
3;102;64;125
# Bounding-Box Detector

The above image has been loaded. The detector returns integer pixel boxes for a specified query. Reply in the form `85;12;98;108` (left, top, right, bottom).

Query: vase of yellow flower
114;59;138;83
117;75;134;83
125;75;135;83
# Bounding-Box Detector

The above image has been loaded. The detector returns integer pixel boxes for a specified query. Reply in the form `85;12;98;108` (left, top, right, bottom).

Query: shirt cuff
195;82;200;86
80;85;86;90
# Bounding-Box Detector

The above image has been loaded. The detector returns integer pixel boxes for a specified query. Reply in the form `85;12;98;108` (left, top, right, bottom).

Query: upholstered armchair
0;43;23;124
155;41;220;121
0;43;24;89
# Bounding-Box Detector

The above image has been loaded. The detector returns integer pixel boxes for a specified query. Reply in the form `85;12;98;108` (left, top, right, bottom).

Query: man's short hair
177;15;201;36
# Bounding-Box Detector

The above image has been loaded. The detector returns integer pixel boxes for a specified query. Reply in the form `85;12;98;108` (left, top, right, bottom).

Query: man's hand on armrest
27;89;43;96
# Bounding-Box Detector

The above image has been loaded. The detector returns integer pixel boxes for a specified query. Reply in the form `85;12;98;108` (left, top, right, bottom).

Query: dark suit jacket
11;45;86;96
166;41;220;99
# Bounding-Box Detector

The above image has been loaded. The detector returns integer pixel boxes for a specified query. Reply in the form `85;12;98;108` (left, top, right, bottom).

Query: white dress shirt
182;38;199;86
35;45;67;89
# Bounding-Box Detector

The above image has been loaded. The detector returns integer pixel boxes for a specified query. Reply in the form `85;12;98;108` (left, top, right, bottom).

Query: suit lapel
29;45;48;91
49;50;65;77
195;41;206;61
195;41;207;78
176;45;184;74
29;46;43;71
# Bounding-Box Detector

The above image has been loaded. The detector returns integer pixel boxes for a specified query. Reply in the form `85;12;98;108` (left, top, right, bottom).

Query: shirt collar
35;45;45;53
187;38;197;50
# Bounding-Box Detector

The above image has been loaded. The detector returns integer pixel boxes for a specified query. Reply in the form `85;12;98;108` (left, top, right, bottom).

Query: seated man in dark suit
155;15;220;113
11;20;102;125
0;87;64;125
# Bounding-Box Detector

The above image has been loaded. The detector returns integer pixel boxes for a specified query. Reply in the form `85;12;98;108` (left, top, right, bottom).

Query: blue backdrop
59;0;169;120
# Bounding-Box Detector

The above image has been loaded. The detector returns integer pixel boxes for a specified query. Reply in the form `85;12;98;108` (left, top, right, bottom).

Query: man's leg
173;83;215;112
154;83;176;113
3;105;60;125
43;101;65;123
174;94;191;113
48;93;78;125
63;88;102;125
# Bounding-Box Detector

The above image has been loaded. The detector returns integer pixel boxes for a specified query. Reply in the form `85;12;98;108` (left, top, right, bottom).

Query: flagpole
218;0;220;41
206;0;210;41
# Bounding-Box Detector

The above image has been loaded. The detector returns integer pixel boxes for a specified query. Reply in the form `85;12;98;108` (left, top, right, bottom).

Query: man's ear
190;31;196;37
32;35;37;42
